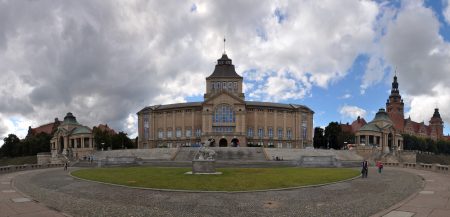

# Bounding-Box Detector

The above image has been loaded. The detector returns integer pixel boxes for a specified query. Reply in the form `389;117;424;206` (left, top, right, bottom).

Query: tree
324;122;342;149
1;134;21;157
313;127;326;149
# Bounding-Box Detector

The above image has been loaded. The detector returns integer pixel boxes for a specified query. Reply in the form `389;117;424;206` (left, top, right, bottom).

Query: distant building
50;112;94;160
354;74;447;151
137;52;314;149
27;118;60;137
93;124;117;135
340;116;367;134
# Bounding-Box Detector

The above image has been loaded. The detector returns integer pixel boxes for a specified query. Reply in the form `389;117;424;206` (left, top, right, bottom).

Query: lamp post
101;142;105;151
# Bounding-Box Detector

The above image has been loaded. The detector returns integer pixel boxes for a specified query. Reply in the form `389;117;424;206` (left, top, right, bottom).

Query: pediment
203;91;245;106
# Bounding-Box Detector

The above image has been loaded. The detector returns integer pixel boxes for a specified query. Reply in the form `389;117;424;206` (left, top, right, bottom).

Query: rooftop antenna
394;66;397;77
223;37;226;54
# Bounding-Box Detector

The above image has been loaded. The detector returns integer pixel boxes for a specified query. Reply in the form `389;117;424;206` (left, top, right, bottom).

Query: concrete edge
69;167;362;194
8;168;74;217
369;168;426;217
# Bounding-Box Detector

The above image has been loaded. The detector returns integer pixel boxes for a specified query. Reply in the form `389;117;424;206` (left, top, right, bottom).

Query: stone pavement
3;166;450;217
373;167;450;217
0;170;67;217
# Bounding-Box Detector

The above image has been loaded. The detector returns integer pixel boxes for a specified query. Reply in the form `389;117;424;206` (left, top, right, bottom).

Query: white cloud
444;0;450;24
0;1;381;140
339;105;367;120
339;93;352;99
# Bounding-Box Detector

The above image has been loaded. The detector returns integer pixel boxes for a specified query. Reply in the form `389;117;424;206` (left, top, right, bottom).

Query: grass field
0;156;37;166
72;167;360;191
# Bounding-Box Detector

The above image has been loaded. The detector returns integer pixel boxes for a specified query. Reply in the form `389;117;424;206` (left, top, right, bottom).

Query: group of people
361;160;384;178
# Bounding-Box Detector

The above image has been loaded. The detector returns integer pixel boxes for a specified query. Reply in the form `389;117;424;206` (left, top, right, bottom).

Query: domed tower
429;108;444;140
386;75;405;132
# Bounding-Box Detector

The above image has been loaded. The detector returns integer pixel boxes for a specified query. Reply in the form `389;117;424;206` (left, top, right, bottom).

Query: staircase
173;147;267;161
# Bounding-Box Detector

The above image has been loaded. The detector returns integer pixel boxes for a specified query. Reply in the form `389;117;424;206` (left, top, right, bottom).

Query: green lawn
0;156;37;166
72;167;360;191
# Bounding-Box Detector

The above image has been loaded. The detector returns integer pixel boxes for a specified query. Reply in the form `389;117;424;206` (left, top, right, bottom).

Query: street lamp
101;142;105;151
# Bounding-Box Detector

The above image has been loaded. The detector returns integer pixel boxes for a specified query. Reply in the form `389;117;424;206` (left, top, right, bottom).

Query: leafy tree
324;122;342;149
313;127;326;149
1;134;21;157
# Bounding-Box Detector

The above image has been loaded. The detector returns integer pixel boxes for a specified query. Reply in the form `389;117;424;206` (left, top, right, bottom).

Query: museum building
355;75;447;151
137;52;314;148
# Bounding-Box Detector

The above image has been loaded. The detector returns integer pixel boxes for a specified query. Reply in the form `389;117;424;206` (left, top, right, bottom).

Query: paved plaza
1;166;449;217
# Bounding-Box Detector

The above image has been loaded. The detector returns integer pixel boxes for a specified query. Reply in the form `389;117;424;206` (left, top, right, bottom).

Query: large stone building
137;52;314;149
50;112;95;160
354;74;447;150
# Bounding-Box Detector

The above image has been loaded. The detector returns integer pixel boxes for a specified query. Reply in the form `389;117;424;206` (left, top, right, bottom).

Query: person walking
64;162;68;171
361;160;368;178
378;161;383;174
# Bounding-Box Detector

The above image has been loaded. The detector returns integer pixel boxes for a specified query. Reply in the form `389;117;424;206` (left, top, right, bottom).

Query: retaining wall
0;163;65;174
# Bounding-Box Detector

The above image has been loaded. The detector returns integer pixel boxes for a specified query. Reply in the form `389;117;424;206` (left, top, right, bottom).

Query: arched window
213;104;235;123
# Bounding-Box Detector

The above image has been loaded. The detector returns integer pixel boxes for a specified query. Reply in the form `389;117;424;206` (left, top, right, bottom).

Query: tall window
247;127;253;137
258;128;264;138
176;128;181;138
167;129;172;138
302;122;307;139
278;128;283;139
144;115;149;140
287;129;292;139
268;127;273;138
158;130;164;139
186;128;192;137
195;129;201;137
213;104;235;123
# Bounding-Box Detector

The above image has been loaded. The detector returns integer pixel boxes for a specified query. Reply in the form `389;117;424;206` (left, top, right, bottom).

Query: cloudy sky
1;0;450;145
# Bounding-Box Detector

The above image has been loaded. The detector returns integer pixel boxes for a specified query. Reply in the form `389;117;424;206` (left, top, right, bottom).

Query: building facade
137;53;314;149
50;112;95;160
386;75;444;140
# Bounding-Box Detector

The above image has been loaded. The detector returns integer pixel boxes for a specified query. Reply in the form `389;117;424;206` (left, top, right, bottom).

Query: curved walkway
1;167;428;217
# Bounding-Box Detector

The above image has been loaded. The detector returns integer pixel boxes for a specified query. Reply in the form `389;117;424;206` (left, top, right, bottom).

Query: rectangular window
247;127;253;137
268;142;273;147
234;82;237;90
278;128;283;139
287;129;292;139
71;139;74;148
268;127;273;138
176;128;181;138
195;129;201;137
277;142;283;148
186;128;192;137
258;128;264;138
77;138;82;148
302;122;307;139
287;143;292;149
223;82;227;90
167;129;172;138
144;115;150;140
158;130;164;139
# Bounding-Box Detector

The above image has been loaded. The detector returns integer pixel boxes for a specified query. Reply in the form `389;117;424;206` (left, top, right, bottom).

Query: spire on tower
223;37;226;54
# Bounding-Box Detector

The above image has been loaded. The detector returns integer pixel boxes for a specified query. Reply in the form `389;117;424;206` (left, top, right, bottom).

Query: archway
59;136;64;154
388;133;393;151
219;138;228;147
231;138;239;147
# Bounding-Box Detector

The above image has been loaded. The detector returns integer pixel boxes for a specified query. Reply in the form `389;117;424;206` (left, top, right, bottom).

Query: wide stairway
173;147;267;161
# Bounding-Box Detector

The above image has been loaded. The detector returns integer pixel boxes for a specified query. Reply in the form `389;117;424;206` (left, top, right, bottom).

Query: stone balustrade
0;163;65;174
382;162;450;174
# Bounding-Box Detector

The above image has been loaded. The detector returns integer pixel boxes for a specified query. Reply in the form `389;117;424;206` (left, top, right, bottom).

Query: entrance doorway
231;138;239;147
59;136;64;154
219;138;228;147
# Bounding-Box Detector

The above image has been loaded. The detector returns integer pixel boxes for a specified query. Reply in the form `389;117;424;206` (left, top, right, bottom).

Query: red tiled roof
351;117;367;133
30;121;60;135
94;124;116;135
340;124;353;133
